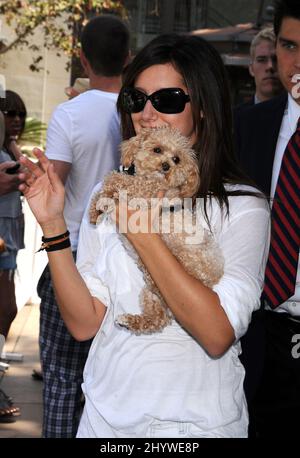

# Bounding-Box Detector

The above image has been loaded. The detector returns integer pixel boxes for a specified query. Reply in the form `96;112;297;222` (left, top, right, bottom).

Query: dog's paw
115;314;140;333
115;313;171;334
115;314;130;327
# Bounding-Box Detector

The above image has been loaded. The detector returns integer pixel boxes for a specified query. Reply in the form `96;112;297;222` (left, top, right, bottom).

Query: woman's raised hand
19;149;65;228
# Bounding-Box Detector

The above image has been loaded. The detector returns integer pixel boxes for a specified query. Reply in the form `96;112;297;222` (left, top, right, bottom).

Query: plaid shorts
37;264;92;438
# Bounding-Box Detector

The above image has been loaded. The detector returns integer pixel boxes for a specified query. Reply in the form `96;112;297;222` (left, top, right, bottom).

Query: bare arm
44;105;72;185
19;150;106;341
49;159;71;185
46;228;106;341
9;140;22;161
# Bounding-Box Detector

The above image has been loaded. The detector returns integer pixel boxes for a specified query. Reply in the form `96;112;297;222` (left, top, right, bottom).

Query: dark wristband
45;238;71;252
42;230;69;243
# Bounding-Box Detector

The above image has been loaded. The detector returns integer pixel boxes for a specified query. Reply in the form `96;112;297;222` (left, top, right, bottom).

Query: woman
19;34;270;437
0;90;26;161
0;91;26;338
0;90;26;422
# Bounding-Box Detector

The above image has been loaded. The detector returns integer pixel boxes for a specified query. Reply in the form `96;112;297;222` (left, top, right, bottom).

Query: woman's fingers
17;152;43;192
47;163;64;193
18;182;25;192
18;150;64;197
19;153;43;177
19;148;52;175
33;148;51;173
19;149;54;189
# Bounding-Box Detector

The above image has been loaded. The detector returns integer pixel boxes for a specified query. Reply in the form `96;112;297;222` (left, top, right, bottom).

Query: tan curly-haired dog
90;127;224;334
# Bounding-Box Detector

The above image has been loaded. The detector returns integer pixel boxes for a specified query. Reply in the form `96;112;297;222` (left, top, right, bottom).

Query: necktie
263;116;300;308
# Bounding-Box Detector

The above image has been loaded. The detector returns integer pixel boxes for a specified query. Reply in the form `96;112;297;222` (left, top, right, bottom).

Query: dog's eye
172;156;180;164
153;147;162;154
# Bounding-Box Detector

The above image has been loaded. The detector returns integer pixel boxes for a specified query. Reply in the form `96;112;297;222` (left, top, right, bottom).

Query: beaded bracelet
37;230;70;253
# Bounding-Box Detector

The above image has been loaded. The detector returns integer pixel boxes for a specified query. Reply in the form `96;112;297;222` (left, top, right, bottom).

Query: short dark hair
117;34;258;218
273;0;300;37
81;14;130;77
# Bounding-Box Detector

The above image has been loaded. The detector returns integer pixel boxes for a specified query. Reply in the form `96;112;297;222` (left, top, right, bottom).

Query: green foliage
0;0;126;71
19;117;47;156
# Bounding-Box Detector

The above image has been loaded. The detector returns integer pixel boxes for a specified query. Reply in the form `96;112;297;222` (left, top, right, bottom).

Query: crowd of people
0;0;300;438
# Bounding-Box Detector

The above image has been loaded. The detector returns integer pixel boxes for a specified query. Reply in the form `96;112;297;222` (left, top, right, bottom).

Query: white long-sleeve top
76;183;270;438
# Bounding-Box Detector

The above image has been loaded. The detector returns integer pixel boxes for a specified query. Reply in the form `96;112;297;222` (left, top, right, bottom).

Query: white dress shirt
75;183;270;438
269;94;300;315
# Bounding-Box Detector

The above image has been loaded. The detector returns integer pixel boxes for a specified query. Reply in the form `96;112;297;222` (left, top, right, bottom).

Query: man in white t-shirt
37;15;130;438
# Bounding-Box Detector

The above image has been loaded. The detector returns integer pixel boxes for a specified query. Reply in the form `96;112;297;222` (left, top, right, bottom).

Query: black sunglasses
122;87;190;114
3;110;26;119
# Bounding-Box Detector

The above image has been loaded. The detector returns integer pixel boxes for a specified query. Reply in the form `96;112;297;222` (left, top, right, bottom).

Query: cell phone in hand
6;162;21;174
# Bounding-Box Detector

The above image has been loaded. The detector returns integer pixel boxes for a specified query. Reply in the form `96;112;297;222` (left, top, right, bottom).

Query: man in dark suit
249;26;283;104
235;0;300;438
235;27;283;116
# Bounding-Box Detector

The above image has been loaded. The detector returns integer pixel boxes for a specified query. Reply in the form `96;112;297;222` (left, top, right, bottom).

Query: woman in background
0;91;26;422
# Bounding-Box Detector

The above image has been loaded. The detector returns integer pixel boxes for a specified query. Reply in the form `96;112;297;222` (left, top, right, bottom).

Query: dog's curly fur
89;127;224;334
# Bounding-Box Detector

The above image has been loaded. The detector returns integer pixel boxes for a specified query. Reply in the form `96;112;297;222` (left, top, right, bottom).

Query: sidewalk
0;303;43;438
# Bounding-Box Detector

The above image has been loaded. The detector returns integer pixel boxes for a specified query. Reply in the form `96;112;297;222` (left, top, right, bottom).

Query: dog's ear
89;191;101;225
179;163;200;198
121;135;141;167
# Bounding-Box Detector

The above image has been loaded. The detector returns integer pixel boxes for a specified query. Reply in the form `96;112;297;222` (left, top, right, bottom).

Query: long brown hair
117;34;263;221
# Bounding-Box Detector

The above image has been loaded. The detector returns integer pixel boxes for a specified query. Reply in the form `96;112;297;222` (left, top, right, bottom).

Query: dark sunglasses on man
3;110;26;119
121;87;190;114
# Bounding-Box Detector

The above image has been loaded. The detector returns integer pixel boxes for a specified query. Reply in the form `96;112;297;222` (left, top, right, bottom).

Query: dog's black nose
162;162;170;171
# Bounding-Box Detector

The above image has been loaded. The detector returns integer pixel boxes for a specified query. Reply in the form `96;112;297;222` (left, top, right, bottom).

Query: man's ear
121;135;141;167
249;63;255;78
80;50;89;74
